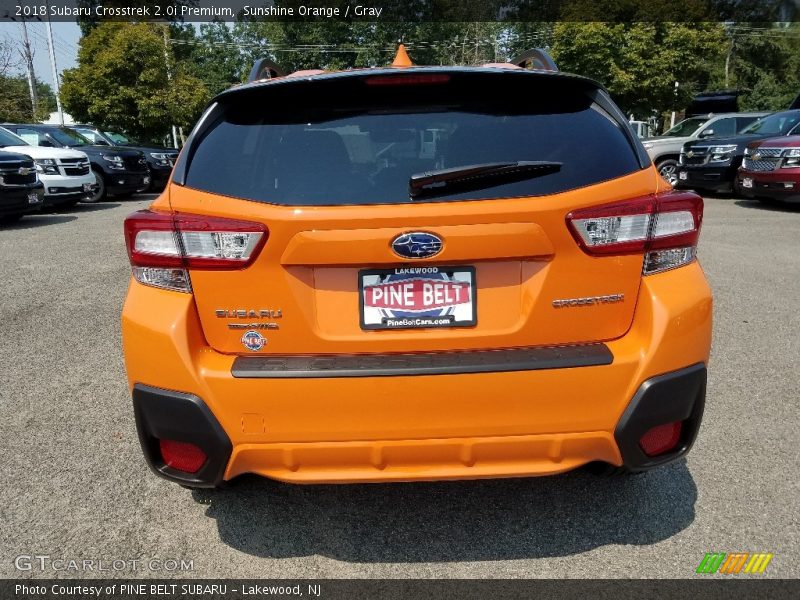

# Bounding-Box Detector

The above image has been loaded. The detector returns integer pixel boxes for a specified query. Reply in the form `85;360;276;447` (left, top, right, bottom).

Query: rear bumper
132;363;706;486
122;262;713;486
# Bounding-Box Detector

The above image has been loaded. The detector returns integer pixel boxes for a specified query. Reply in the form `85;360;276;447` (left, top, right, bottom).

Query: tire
84;169;106;203
656;159;680;186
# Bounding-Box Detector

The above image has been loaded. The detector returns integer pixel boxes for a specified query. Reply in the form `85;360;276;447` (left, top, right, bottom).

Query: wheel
84;169;106;203
656;159;680;186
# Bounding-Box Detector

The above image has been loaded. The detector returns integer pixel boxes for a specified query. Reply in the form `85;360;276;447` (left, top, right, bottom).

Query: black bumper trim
615;363;707;471
231;344;613;379
132;384;232;487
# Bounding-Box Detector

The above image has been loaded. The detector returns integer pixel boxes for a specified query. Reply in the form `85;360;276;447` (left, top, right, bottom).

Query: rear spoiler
248;58;286;82
510;49;559;72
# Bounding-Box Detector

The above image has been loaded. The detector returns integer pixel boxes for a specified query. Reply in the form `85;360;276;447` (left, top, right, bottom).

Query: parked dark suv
2;124;150;202
675;110;800;194
0;150;44;223
68;125;178;192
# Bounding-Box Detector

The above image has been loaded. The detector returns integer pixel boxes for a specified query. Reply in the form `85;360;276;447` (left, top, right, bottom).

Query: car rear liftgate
152;68;665;356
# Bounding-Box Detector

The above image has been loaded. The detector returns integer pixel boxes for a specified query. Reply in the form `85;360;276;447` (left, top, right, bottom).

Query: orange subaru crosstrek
122;49;712;488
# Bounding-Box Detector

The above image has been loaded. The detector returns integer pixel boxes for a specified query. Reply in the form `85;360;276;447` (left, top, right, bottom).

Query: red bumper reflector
159;439;207;473
639;421;682;457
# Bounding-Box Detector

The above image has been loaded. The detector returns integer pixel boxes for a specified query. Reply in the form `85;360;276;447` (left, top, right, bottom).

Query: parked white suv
0;126;95;208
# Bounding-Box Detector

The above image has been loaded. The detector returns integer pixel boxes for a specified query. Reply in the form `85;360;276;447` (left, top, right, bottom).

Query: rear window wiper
409;161;562;199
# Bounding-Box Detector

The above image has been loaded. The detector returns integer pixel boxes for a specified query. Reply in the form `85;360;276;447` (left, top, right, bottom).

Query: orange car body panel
122;167;712;483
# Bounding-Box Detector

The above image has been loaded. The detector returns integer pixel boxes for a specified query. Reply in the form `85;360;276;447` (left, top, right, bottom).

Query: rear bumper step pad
231;344;613;379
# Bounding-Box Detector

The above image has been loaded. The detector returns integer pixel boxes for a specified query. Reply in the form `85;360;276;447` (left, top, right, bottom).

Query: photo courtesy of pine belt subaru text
121;47;712;488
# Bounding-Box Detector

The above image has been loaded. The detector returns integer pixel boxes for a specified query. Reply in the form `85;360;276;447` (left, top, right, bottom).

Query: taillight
124;210;267;292
566;191;703;274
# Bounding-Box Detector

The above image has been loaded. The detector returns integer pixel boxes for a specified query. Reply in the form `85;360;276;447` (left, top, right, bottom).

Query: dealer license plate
359;266;476;330
27;192;40;204
742;177;753;189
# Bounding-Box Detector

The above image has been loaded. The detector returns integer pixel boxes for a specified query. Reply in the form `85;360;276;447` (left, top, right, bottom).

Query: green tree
0;38;55;122
551;22;727;118
189;20;249;95
61;23;209;141
723;24;800;111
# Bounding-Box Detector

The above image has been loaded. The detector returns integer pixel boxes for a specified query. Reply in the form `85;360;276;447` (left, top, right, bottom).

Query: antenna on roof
392;43;413;67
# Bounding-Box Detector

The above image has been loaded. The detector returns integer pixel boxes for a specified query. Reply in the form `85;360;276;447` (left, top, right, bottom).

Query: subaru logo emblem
391;232;443;259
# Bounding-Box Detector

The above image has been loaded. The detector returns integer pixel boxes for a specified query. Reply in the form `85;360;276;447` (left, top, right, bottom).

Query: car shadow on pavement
56;202;122;213
0;214;78;229
734;199;800;213
196;461;697;562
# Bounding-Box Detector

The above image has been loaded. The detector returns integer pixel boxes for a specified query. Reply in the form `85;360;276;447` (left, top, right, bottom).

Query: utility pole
19;19;39;119
44;1;64;125
671;81;679;128
162;25;179;148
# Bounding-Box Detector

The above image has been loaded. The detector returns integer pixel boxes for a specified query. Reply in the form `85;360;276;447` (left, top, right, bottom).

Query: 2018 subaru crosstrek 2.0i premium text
122;55;712;488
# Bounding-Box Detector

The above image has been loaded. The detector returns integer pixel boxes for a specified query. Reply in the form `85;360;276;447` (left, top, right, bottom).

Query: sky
2;21;81;87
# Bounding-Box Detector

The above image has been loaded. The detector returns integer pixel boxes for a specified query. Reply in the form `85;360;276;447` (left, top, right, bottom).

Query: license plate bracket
359;266;477;330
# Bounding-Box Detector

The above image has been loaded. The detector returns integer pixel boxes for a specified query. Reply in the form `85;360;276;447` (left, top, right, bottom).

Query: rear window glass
185;74;642;205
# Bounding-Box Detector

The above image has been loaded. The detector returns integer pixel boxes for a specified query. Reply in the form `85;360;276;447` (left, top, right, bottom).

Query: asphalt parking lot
0;195;798;579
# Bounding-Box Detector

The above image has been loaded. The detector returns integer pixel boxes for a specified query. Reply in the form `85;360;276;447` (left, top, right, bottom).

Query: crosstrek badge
359;266;477;330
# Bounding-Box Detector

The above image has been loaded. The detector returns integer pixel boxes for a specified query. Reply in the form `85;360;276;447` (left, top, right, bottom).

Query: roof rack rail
248;58;286;82
509;49;558;72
